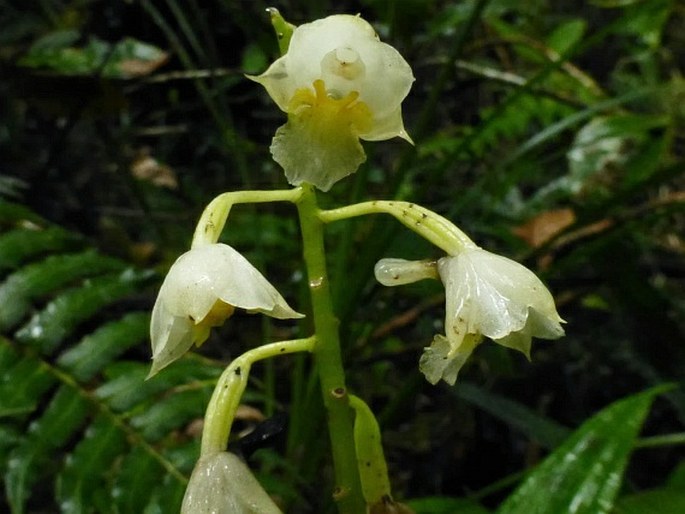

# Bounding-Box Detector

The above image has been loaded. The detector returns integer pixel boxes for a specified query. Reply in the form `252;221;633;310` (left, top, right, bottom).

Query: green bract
149;243;302;377
250;14;414;191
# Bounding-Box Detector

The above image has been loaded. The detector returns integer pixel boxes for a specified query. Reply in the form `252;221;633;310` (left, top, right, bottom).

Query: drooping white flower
182;452;282;514
149;243;302;377
250;14;414;191
374;249;565;385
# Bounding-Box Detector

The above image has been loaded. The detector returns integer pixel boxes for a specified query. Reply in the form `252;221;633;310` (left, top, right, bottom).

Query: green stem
192;188;303;247
200;336;315;456
295;184;366;514
319;200;477;255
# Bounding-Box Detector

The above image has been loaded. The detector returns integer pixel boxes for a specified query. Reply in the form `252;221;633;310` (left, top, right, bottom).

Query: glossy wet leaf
18;35;168;79
57;311;150;381
614;488;685;514
56;416;127;514
0;227;82;273
0;251;124;331
15;269;154;355
496;387;665;514
456;382;571;450
5;386;89;514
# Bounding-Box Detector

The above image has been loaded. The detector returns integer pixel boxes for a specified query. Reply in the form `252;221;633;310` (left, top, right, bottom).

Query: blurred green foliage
1;0;683;512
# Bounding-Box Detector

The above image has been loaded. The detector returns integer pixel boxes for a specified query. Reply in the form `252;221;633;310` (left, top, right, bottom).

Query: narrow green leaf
614;489;685;514
113;447;165;513
15;269;154;355
5;385;89;514
0;227;82;273
130;389;211;442
0;251;125;330
497;387;666;514
58;311;150;381
56;416;127;514
0;202;43;226
0;352;56;418
407;496;491;514
96;359;219;413
455;382;571;449
547;19;587;54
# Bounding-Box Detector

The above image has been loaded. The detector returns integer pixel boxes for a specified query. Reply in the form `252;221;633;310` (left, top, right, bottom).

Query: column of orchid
147;10;565;514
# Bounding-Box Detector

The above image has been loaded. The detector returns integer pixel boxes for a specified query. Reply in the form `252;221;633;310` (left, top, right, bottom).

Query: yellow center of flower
192;300;235;347
287;79;373;137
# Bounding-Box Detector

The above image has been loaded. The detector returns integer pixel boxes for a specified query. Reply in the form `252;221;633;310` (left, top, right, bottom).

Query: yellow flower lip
288;79;373;135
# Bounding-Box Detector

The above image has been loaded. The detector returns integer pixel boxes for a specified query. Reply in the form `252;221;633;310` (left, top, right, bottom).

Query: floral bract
182;452;282;514
250;14;414;191
149;243;302;377
375;248;565;384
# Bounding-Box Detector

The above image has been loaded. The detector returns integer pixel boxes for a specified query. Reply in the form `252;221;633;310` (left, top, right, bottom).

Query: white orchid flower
250;14;414;191
375;248;565;385
182;452;282;514
149;243;302;377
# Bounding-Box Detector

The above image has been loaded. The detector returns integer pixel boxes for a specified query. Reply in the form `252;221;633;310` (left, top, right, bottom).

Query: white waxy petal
374;258;438;286
182;452;282;514
161;244;302;321
148;243;303;377
438;249;564;349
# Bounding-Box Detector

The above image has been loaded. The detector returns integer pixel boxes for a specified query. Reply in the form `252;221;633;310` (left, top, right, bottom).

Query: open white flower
182;452;282;514
250;14;414;191
149;243;302;377
375;248;565;385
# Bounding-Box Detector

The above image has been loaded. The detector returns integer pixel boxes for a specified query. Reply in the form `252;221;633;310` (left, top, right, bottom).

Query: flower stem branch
192;188;303;247
295;184;366;514
319;200;476;255
200;336;315;457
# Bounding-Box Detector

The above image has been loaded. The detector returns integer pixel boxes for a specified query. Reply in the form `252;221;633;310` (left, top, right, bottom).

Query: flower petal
148;298;195;377
374;258;438;286
182;452;282;514
419;334;481;385
162;244;303;321
270;118;366;191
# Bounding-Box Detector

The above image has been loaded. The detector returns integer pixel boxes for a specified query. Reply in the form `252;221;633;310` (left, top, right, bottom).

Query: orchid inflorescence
146;10;565;514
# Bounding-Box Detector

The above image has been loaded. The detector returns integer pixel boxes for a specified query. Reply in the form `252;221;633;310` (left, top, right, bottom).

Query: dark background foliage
1;0;684;512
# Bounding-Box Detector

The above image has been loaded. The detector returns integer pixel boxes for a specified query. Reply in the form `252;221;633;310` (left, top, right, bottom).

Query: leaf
0;227;82;273
5;385;89;514
15;269;154;355
56;416;127;514
614;489;685;514
130;389;211;442
456;383;571;450
547;19;587;54
407;496;491;514
18;35;169;79
0;251;125;331
496;387;666;514
112;448;167;513
0;343;56;417
57;311;151;382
